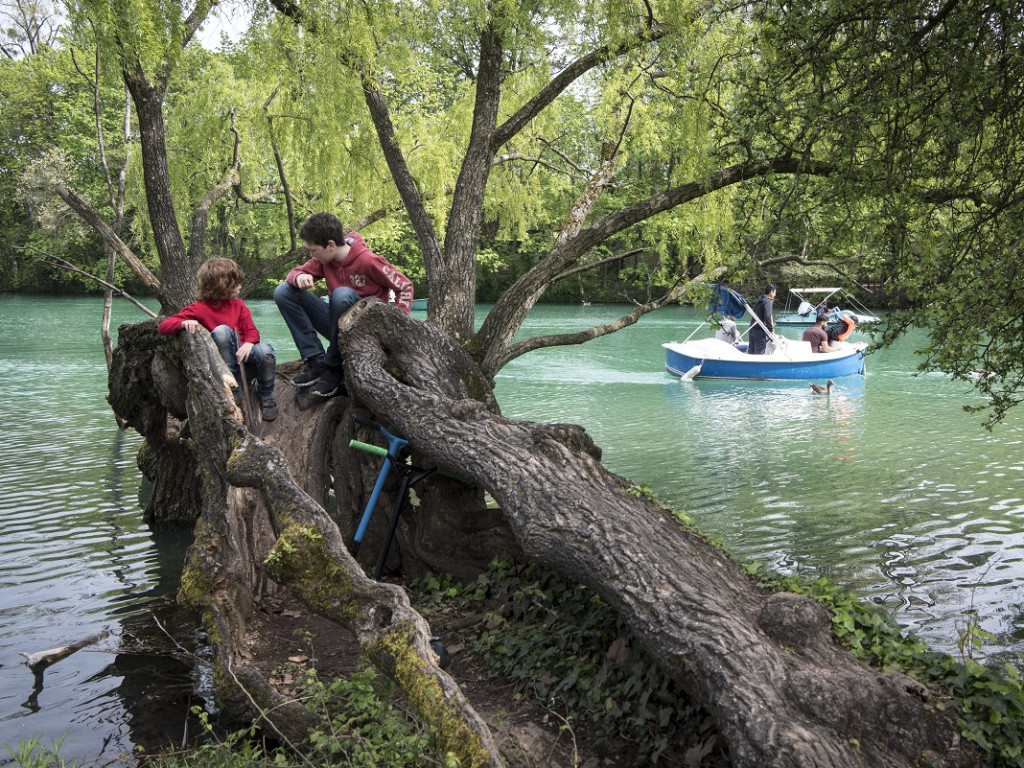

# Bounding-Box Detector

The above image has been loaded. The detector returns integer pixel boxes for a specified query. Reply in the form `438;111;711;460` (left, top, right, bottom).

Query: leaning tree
33;0;1024;764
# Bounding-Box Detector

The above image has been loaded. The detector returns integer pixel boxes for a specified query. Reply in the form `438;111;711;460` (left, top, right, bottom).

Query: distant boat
663;337;867;381
411;298;428;311
774;287;880;327
664;284;868;381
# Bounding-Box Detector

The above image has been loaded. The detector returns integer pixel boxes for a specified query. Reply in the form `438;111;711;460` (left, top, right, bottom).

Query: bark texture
109;305;985;768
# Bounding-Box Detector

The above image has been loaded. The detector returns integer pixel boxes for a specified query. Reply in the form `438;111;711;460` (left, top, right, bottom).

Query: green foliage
625;482;657;502
412;559;707;764
147;658;441;768
0;44;136;291
302;662;438;767
742;562;1024;768
5;734;72;768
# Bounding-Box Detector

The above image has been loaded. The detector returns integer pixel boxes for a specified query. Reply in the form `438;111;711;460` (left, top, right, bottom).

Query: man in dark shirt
747;283;776;354
802;315;840;353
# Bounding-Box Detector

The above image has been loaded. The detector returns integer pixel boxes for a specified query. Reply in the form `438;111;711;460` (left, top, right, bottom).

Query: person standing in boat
747;283;776;354
715;315;741;345
801;314;840;353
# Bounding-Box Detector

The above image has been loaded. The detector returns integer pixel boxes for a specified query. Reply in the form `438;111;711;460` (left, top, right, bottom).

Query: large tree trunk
109;304;982;768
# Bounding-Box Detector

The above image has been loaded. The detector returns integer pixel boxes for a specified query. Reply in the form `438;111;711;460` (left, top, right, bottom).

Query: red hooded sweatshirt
157;299;260;343
285;232;414;313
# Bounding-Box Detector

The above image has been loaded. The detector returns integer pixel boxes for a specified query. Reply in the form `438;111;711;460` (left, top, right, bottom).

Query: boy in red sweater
158;258;278;421
273;212;413;397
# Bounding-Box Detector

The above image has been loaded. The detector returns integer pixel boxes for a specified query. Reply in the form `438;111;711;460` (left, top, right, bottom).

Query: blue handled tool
349;416;436;579
348;415;453;668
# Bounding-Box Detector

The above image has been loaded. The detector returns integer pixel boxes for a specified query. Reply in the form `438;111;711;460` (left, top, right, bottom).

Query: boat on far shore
774;287;880;327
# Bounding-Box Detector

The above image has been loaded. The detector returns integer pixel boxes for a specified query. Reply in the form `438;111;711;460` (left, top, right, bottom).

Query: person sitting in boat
801;314;840;353
797;298;814;316
815;301;830;320
826;313;858;343
747;283;776;355
715;315;741;345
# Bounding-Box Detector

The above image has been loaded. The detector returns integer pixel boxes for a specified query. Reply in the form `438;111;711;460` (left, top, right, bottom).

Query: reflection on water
0;296;197;763
2;296;1024;762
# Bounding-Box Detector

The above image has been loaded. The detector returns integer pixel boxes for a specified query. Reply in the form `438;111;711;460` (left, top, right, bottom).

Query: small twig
153;615;202;661
18;246;157;317
544;708;579;767
222;660;319;768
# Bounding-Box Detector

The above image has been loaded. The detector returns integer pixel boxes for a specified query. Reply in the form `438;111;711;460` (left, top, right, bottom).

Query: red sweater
285;232;414;313
157;298;261;344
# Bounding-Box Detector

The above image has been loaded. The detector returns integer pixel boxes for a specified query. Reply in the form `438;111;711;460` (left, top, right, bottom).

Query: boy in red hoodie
158;258;278;421
273;212;414;397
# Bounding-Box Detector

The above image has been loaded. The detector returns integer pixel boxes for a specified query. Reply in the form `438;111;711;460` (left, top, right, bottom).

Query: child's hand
236;342;254;363
182;319;201;333
295;273;315;290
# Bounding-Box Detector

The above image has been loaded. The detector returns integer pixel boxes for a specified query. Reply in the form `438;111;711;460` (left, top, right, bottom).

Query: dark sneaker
291;360;324;388
313;367;344;398
260;394;278;421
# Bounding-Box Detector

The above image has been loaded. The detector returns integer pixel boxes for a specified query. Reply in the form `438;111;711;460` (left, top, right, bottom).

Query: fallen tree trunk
110;304;983;768
335;301;979;768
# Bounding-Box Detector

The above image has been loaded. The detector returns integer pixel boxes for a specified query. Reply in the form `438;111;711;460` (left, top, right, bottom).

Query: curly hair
298;212;347;247
196;258;244;302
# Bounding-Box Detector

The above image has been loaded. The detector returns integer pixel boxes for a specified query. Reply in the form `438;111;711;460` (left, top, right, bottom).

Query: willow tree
31;0;1024;764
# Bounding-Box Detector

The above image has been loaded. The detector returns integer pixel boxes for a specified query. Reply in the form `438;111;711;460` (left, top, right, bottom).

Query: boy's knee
273;281;296;305
329;287;360;313
210;325;233;344
254;343;276;364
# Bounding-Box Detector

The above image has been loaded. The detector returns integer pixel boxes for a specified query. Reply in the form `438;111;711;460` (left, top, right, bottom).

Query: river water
1;295;1022;763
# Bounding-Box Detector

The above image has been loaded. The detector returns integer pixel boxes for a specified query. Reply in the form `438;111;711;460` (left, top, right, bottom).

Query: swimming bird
809;379;835;395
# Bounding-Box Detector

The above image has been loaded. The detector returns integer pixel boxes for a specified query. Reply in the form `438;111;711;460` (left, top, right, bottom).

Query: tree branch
189;110;242;264
19;247;157;317
263;87;297;252
491;23;669;151
491;277;695;370
54;182;164;301
553;247;650;280
478;156;833;377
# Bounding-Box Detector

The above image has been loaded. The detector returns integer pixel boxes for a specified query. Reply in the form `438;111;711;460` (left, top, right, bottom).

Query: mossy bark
110;320;503;766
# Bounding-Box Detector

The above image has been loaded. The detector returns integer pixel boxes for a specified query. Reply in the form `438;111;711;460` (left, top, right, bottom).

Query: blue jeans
210;325;277;397
273;283;360;368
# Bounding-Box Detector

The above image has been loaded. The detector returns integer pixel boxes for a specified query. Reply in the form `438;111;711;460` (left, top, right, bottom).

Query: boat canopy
790;287;843;302
707;284;748;318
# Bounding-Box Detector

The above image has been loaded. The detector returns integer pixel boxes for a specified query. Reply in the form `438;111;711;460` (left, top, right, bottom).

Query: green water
493;303;1024;660
1;295;1022;762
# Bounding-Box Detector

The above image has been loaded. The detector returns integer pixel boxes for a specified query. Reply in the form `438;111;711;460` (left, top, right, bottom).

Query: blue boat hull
663;338;866;380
